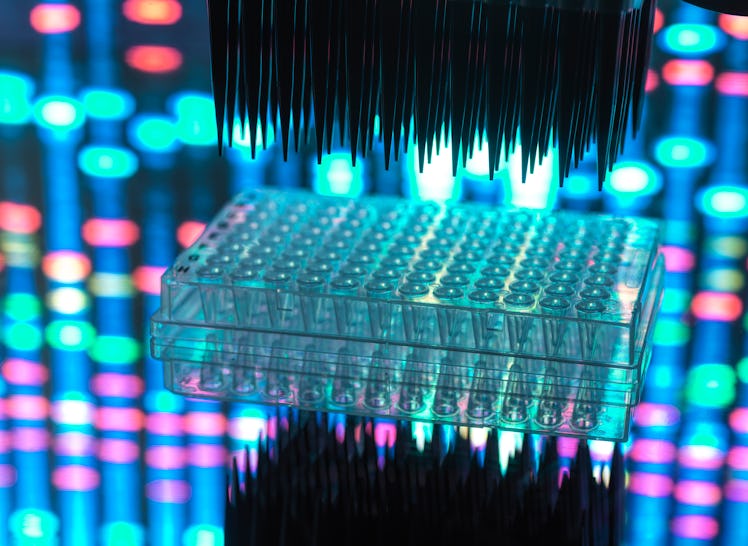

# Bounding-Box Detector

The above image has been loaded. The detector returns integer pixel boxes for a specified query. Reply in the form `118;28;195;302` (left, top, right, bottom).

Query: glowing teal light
170;93;217;146
182;524;224;546
660;24;726;56
653;318;690;346
0;71;34;125
649;362;677;389
9;509;59;543
33;95;85;131
46;320;97;351
143;390;185;413
661;288;691;314
4;322;43;352
81;88;134;120
406;126;461;202
314;153;364;197
230;119;275;152
562;174;596;198
685;363;736;408
129;115;179;153
78;146;139;178
238;406;267;419
606;161;661;205
101;522;145;546
653;137;714;168
698;185;748;219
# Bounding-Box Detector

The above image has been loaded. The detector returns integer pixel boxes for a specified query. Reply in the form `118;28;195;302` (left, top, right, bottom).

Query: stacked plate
151;189;664;441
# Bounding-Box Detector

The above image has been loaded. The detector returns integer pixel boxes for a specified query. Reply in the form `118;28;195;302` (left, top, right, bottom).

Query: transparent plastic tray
151;189;664;441
162;353;635;439
152;325;648;397
152;326;649;440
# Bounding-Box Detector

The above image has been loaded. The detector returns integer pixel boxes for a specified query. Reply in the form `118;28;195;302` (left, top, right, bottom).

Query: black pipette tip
205;0;655;188
225;413;627;546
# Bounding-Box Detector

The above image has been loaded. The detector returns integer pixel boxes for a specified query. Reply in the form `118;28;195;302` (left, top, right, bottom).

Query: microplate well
151;189;664;441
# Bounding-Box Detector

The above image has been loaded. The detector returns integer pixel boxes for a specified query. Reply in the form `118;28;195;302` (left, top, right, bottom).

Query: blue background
1;0;748;544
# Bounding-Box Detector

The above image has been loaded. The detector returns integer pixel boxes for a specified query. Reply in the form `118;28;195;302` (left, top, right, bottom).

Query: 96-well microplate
151;189;664;441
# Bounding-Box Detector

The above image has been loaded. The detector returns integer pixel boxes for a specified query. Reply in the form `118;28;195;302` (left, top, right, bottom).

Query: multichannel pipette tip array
151;189;664;441
206;0;658;187
225;415;627;546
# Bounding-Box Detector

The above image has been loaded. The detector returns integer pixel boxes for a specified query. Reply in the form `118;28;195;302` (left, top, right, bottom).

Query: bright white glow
464;134;490;176
46;287;88;315
609;166;649;193
183;525;224;546
660;24;725;56
59;325;83;346
195;530;217;546
589;440;616;461
97;154;115;170
231;120;273;150
711;191;747;214
327;158;354;194
34;96;85;131
21;513;43;538
499;431;522;474
41;100;77;126
51;400;96;426
670;144;691;161
602;465;611;487
678;29;701;47
681;444;722;462
698;186;748;218
606;162;661;205
9;509;59;542
412;422;432;453
506;140;558;210
469;427;488;451
228;416;266;442
408;132;461;202
314;153;364;197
